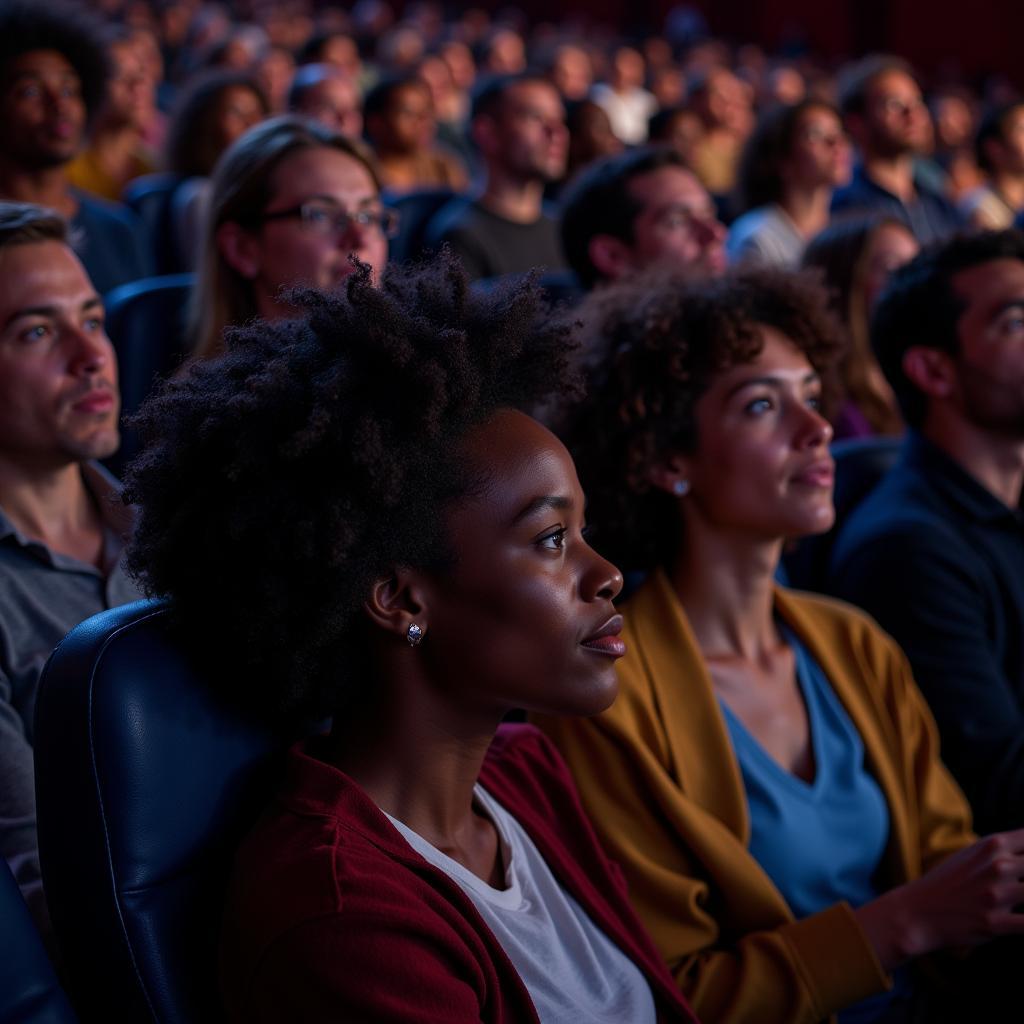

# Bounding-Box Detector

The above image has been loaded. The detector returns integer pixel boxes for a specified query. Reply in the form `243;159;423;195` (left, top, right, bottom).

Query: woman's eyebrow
511;494;573;526
724;370;819;399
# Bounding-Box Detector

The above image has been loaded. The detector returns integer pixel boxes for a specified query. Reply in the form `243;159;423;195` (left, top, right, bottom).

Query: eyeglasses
260;200;400;239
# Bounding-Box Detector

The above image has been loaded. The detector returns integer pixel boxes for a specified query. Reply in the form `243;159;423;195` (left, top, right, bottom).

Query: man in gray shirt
0;201;142;942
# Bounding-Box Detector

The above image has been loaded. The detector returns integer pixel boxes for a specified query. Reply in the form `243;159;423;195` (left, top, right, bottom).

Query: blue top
719;626;912;1022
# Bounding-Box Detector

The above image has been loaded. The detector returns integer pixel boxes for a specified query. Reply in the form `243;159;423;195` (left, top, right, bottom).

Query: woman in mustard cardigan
536;267;1024;1023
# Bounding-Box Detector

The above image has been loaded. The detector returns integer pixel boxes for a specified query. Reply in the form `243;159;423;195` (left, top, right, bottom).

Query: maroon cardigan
220;723;699;1023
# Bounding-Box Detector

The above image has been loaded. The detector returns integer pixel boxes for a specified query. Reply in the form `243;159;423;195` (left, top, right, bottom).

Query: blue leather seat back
34;601;297;1023
122;173;187;276
0;857;77;1024
104;273;195;476
385;187;459;263
783;436;903;592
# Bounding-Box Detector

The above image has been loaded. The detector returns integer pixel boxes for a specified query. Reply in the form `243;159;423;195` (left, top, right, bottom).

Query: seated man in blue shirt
829;229;1024;833
831;55;960;246
0;0;152;294
0;201;142;945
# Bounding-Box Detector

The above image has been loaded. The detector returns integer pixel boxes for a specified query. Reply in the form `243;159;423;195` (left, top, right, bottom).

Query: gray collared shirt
1;462;144;938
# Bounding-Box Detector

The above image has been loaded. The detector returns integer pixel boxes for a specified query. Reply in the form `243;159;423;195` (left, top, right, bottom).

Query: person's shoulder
777;585;906;664
72;190;141;232
832;461;961;570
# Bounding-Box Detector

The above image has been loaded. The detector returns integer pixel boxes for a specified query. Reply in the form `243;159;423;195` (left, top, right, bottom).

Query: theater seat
386;187;459;263
122;173;186;276
34;601;303;1023
783;436;902;592
0;858;77;1024
103;273;194;476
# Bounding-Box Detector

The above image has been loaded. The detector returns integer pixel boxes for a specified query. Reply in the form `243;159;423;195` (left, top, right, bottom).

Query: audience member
538;266;1024;1022
564;99;622;183
362;74;467;193
727;100;852;268
163;69;270;268
124;258;699;1024
189;115;392;361
590;46;657;145
929;86;984;202
548;43;593;103
829;230;1024;834
647;105;706;167
429;72;568;281
287;63;362;140
68;27;157;203
0;201;141;943
255;44;295;114
561;146;726;291
0;0;151;294
832;55;961;245
961;102;1024;230
686;66;755;197
802;214;918;437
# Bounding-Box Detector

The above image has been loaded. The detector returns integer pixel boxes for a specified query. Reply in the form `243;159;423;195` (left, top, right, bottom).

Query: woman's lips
581;614;627;658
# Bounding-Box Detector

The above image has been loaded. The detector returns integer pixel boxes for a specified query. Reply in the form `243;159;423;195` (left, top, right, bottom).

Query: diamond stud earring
406;622;424;647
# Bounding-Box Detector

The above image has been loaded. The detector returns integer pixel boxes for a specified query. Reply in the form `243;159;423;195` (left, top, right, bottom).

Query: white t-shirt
386;786;657;1024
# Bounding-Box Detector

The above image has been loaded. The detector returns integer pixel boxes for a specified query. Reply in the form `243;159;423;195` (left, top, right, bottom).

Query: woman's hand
854;829;1024;971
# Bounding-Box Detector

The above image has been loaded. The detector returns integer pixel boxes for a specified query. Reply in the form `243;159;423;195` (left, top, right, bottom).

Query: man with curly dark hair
0;0;151;293
124;257;699;1024
536;266;1024;1023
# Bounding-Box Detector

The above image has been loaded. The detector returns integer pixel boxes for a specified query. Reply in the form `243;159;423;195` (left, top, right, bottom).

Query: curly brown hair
567;267;844;571
124;256;579;721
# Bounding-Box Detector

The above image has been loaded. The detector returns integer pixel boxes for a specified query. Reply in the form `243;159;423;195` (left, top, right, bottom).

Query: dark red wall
655;0;1023;88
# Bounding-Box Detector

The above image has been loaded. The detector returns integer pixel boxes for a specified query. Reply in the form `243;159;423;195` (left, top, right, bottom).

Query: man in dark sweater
428;72;568;282
831;55;960;246
829;230;1024;833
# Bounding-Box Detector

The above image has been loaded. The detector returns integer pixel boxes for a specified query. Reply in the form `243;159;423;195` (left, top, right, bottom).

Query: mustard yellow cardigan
535;569;975;1024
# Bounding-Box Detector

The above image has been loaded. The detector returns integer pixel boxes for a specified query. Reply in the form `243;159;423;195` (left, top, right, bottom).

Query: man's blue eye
745;397;772;415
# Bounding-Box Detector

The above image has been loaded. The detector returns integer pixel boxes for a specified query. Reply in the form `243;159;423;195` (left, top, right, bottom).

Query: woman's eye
806;393;822;411
537;528;567;551
744;397;773;415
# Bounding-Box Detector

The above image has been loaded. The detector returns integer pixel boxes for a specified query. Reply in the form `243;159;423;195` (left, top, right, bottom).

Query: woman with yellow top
536;267;1024;1024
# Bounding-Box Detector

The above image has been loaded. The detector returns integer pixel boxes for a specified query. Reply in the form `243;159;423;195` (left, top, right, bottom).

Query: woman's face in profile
675;326;836;541
418;408;625;719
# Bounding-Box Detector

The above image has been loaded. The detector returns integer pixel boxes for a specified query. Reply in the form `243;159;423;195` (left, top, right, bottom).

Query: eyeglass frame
258;199;401;239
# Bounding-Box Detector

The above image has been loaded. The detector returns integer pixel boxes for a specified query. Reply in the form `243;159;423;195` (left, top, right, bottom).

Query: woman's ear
364;568;431;645
216;221;262;280
649;452;693;497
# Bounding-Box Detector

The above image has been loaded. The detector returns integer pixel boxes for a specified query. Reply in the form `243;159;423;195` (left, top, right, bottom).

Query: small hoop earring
673;479;690;496
406;622;424;647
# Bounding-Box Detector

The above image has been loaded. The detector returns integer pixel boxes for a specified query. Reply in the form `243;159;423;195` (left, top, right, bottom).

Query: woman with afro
123;257;699;1024
536;267;1024;1023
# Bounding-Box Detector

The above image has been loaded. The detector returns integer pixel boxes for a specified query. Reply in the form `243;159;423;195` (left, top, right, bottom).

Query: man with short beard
428;72;569;281
829;230;1024;835
0;202;142;943
832;55;960;245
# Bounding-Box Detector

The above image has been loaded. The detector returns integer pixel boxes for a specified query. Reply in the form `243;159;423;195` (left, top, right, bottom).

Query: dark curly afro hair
566;266;844;572
0;0;109;119
124;256;580;722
